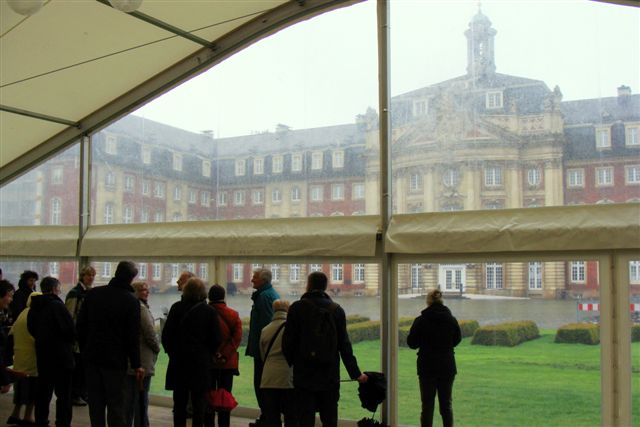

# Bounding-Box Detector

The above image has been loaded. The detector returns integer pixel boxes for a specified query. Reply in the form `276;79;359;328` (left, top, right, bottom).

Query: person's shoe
72;396;88;406
6;416;20;425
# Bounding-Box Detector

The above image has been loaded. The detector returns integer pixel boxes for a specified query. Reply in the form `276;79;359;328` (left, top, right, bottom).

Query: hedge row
554;323;599;345
346;314;371;325
459;320;480;338
471;321;540;347
633;324;640;343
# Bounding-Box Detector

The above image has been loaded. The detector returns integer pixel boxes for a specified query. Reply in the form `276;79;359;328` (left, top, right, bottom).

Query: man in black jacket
27;276;75;427
77;261;144;427
282;272;367;427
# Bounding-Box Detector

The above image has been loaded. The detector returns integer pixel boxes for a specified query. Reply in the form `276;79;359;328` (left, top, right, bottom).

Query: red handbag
206;388;238;412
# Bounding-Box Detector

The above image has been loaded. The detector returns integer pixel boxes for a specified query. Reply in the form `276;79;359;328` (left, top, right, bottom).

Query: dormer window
413;100;428;116
486;91;503;109
595;127;611;149
172;153;182;171
105;134;117;155
626;125;639;146
235;159;246;176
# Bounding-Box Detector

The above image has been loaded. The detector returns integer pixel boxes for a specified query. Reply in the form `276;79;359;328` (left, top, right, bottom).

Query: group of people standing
1;262;463;427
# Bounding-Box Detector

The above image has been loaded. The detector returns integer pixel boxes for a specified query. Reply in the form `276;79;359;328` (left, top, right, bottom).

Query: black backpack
299;298;339;364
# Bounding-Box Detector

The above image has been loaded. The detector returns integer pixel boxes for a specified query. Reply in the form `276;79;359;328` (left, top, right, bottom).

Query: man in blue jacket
245;268;279;427
77;261;144;427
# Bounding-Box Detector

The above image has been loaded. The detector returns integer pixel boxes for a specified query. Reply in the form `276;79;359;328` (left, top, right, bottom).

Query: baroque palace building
5;9;638;298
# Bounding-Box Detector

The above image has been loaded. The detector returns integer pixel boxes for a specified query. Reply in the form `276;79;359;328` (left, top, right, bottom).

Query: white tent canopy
0;0;358;185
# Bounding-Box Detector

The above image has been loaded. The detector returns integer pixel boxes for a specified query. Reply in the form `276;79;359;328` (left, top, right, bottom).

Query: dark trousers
253;357;266;419
173;386;206;427
419;376;455;427
262;388;297;427
125;375;152;427
295;386;339;427
85;364;128;427
204;369;234;427
71;352;86;400
35;368;73;427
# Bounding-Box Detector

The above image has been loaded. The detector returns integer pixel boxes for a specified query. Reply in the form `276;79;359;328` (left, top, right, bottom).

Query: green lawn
151;331;640;426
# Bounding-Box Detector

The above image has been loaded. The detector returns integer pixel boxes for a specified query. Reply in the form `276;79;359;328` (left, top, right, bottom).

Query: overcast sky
135;0;640;138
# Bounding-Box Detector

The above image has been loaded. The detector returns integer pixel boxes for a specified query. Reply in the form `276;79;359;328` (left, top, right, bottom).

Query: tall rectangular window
102;262;112;278
142;146;151;164
142;180;150;195
409;173;421;191
625;165;640;184
271;265;280;281
50;198;62;225
138;263;147;280
595;167;613;187
331;183;344;200
234;191;245;206
331;264;343;282
311;151;323;170
353;264;365;283
272;188;282;203
189;189;197;204
291;153;302;172
484;167;503;187
567;169;584;188
252;189;264;205
52;167;63;185
105;135;117;154
254;158;264;175
235;159;246;176
172;153;182;171
528;262;543;290
332;150;344;169
104;203;114;224
486;263;503;289
571;261;586;283
153;182;166;198
626;126;639;146
630;261;640;283
199;264;208;280
123;206;133;224
173;186;182;201
595;128;611;149
291;187;301;202
201;191;210;207
411;264;421;289
49;262;59;277
527;168;541;186
124;175;135;192
272;155;283;174
290;264;301;282
202;160;211;177
311;185;323;202
217;191;227;206
233;264;243;281
152;263;162;280
353;183;365;200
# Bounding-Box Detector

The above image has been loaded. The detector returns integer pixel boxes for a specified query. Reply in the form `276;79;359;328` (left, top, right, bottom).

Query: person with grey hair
407;289;461;427
163;278;221;427
259;300;296;427
246;268;280;427
66;264;96;407
125;281;160;427
77;261;144;427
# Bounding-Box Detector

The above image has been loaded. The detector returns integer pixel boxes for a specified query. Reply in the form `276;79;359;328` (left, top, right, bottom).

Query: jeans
85;364;128;427
295;386;340;427
419;376;455;427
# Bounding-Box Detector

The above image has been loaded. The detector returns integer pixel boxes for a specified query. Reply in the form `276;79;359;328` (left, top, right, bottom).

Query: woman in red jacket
205;284;242;427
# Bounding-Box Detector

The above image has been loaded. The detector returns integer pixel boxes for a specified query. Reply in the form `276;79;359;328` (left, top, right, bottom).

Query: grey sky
135;0;640;138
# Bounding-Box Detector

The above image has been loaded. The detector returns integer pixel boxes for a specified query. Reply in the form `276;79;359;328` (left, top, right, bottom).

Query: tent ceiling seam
0;105;80;128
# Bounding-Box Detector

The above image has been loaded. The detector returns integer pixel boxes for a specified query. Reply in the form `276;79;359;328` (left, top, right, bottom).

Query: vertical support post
377;1;396;425
77;134;92;268
600;254;615;427
613;252;632;427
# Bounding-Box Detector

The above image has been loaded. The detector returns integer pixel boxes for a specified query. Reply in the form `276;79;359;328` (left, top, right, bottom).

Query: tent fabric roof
0;0;357;184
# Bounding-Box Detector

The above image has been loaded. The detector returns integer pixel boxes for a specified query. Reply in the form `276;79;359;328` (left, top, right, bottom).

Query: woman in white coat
259;300;296;427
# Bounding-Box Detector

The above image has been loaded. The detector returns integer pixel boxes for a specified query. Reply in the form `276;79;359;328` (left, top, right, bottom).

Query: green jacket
245;283;279;358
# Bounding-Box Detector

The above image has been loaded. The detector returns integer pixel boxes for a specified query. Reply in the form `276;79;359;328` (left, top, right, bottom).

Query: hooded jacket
76;277;141;370
210;301;242;371
27;293;75;373
406;302;462;378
